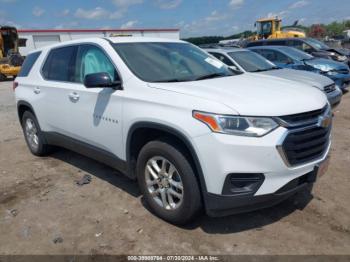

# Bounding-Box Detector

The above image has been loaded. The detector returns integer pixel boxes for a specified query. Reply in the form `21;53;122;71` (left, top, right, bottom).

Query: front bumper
204;169;316;217
192;124;330;216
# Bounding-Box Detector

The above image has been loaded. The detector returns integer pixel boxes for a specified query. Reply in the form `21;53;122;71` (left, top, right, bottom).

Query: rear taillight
13;81;18;91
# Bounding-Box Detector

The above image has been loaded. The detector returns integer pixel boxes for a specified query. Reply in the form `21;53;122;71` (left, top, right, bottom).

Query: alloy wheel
145;156;184;210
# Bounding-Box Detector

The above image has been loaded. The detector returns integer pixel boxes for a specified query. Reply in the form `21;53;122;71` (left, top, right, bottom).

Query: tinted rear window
42;46;77;82
18;52;41;77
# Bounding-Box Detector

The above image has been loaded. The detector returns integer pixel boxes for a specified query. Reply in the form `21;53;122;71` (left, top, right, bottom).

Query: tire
136;139;202;224
21;111;52;156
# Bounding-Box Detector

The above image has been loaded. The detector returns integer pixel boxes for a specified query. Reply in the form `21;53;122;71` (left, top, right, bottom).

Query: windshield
257;21;272;35
280;47;313;61
305;38;330;50
113;42;235;82
228;51;277;72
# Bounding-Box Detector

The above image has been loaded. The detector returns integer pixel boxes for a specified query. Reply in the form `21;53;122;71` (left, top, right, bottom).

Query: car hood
259;68;334;90
148;73;327;116
304;58;349;71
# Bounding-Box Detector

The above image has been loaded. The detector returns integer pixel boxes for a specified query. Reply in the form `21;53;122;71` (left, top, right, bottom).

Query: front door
66;44;124;159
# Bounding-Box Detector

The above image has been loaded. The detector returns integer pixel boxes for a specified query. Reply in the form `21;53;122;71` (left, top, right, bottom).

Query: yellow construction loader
252;17;306;40
0;26;24;81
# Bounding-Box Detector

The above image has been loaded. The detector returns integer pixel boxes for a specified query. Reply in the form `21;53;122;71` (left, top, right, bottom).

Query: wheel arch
17;100;37;123
126;122;208;195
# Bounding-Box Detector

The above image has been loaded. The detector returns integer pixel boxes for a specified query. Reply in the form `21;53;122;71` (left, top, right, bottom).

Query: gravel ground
0;81;349;255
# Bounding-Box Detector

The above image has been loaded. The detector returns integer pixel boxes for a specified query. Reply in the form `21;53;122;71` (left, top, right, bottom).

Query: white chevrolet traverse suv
15;37;332;224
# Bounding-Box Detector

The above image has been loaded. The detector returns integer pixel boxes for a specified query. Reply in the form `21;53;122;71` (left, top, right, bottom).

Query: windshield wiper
250;68;271;72
195;73;228;81
301;58;313;62
153;78;188;83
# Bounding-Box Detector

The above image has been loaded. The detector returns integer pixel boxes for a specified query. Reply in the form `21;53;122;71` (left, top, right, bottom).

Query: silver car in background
205;48;342;107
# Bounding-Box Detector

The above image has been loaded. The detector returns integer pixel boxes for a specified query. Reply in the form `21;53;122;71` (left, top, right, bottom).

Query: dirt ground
0;80;349;255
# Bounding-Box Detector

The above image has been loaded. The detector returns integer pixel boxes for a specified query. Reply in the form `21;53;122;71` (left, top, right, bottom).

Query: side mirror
84;72;122;89
229;65;242;73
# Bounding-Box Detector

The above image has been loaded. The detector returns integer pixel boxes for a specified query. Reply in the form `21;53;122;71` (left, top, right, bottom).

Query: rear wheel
21;111;52;156
136;140;202;224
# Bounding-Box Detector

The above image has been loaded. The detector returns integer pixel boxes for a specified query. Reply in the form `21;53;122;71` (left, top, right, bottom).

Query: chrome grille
280;126;331;166
277;105;332;166
277;105;327;127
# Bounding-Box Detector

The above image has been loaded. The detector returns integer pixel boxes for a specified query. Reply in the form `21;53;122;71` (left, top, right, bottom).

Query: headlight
334;55;347;62
315;64;333;72
193;111;278;137
326;70;339;76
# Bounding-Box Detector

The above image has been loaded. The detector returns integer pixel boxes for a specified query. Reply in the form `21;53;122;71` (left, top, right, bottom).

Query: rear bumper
204;169;317;217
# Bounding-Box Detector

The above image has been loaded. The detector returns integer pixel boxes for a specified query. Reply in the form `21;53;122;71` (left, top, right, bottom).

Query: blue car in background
248;46;350;92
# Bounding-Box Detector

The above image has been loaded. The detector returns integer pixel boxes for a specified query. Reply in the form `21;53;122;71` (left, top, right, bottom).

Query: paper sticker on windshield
205;57;224;69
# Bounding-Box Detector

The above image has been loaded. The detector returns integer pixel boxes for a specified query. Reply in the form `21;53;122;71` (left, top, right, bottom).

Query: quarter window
42;46;77;82
18;51;41;77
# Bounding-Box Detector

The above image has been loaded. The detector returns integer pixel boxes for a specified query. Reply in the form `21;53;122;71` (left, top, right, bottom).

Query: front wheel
136;140;202;225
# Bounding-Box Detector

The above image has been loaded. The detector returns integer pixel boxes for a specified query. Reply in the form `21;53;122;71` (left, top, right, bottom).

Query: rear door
36;45;78;135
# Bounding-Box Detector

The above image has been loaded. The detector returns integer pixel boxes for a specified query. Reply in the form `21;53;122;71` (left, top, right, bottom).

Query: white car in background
206;48;342;107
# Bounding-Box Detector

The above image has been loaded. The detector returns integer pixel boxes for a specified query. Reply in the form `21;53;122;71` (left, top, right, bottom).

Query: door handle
69;92;80;102
33;87;41;94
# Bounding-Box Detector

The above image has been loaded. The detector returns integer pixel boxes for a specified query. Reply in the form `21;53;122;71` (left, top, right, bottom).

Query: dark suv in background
246;38;350;66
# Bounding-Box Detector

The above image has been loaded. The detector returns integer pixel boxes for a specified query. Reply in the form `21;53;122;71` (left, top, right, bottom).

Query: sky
0;0;350;38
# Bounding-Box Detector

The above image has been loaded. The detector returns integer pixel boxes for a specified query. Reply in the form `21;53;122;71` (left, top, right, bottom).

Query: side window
301;42;314;53
259;50;290;63
209;52;234;66
274;51;290;63
289;40;313;53
74;44;119;83
18;51;41;77
288;40;302;50
42;46;77;82
259;50;277;62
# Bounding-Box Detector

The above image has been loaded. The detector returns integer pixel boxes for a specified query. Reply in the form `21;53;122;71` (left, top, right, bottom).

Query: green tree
326;21;346;37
